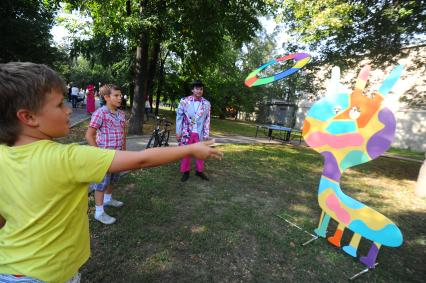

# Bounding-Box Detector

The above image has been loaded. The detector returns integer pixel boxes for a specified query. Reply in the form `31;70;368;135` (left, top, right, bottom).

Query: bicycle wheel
163;130;170;146
153;134;160;147
157;130;165;147
146;133;156;148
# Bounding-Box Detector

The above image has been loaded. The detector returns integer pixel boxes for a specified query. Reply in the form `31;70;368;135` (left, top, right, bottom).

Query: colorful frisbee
244;52;311;87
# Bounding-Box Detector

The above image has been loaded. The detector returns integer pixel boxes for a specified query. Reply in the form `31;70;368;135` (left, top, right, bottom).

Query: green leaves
278;0;426;65
0;0;61;64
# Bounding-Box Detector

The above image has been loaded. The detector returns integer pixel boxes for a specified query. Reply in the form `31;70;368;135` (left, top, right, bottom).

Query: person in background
176;80;211;182
86;84;96;115
71;84;79;108
85;84;126;225
0;62;222;282
121;94;128;110
67;83;72;102
145;97;151;121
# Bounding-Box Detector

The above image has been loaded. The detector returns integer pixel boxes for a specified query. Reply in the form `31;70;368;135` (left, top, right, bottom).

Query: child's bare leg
95;190;105;206
105;184;113;195
104;184;123;207
94;187;116;224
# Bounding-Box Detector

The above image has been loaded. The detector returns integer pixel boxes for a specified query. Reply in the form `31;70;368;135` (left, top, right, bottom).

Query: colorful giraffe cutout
302;65;404;268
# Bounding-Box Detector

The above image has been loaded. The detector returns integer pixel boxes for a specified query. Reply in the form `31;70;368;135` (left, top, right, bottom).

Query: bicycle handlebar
154;116;173;126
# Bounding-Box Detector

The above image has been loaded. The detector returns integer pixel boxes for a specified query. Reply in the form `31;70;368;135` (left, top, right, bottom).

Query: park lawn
388;147;425;161
55;120;90;144
82;144;425;282
59;112;422;161
154;109;259;137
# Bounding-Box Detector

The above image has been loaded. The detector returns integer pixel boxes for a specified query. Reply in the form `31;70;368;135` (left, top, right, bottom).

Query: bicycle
146;116;172;148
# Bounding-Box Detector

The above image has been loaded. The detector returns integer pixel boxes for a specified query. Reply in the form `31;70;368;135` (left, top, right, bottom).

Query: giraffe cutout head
302;65;404;181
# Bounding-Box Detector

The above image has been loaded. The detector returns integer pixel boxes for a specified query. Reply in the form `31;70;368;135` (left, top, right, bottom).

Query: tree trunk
129;82;134;108
128;1;149;135
415;155;426;197
155;50;169;116
144;40;160;108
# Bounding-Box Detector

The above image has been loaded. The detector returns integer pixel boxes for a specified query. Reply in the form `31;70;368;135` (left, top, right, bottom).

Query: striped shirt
89;106;126;150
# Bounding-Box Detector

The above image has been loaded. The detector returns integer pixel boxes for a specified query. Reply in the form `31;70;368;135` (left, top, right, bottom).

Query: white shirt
190;101;201;133
71;87;79;96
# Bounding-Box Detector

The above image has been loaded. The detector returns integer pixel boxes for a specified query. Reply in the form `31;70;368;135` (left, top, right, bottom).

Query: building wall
293;45;425;152
295;100;425;152
244;45;425;151
393;108;426;151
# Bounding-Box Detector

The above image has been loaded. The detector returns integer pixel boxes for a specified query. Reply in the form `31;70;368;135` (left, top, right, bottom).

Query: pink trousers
180;132;204;173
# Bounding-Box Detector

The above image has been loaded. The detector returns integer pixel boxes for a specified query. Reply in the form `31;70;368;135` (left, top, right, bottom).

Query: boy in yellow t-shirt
0;62;222;283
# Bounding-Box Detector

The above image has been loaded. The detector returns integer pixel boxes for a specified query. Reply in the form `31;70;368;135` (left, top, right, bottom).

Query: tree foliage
62;0;272;134
0;0;62;65
279;0;426;65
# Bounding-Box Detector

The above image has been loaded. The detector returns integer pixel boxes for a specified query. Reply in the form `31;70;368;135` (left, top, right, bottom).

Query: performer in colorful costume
176;80;211;182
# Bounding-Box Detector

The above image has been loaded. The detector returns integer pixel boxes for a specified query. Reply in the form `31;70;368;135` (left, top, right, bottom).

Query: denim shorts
90;173;120;192
0;272;80;283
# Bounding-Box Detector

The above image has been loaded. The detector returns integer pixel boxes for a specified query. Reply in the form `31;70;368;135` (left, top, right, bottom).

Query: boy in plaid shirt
0;63;222;282
86;84;126;224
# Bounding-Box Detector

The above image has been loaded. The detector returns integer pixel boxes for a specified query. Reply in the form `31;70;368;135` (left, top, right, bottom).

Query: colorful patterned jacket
176;95;211;145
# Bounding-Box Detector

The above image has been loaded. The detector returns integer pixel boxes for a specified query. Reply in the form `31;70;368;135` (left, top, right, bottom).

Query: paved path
66;99;101;127
125;135;423;163
69;108;423;164
125;134;287;151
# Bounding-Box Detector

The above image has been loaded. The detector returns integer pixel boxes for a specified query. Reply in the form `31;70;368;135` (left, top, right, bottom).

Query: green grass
388;147;425;161
55;120;90;144
210;118;257;136
155;109;258;137
82;144;425;282
157;109;302;139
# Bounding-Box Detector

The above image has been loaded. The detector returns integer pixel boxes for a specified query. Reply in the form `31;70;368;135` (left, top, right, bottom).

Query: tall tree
65;0;271;134
0;0;61;64
279;0;426;65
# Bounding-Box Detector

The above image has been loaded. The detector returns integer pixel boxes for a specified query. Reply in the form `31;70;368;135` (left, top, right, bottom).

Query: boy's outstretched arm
108;140;222;173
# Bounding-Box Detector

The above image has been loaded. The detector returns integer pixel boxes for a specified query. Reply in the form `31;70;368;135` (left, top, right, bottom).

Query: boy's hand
189;139;223;160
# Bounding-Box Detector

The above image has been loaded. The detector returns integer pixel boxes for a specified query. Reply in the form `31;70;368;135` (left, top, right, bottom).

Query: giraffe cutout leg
360;242;381;268
343;233;361;257
328;223;345;247
314;211;330;238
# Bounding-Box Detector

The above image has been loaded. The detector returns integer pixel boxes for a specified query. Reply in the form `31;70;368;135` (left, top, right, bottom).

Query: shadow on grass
82;144;425;282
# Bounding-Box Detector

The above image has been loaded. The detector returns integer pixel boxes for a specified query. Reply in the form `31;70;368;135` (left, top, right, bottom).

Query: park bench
255;124;303;144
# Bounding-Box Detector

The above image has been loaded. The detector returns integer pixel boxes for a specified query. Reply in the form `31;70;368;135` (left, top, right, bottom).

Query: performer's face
192;86;203;98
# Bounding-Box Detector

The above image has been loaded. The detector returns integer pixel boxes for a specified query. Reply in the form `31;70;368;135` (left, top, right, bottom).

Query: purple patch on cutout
321;151;341;181
366;108;396;159
360;243;379;268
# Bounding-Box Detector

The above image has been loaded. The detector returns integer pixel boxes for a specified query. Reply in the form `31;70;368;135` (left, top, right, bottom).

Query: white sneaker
104;198;124;208
95;212;116;225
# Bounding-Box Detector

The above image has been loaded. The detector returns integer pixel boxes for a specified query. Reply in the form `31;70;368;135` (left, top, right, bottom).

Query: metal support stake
349;262;379;281
275;214;319;246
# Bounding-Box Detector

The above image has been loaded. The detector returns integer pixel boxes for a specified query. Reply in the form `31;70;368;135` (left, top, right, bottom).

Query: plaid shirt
89;106;126;149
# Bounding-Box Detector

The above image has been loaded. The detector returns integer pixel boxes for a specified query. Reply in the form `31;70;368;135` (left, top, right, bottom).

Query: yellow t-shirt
0;140;116;282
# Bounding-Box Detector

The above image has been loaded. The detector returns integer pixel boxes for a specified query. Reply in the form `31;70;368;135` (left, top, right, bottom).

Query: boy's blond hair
99;84;121;105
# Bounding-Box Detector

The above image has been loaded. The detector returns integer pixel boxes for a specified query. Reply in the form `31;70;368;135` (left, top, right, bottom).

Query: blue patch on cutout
340;150;370;171
326;120;357;134
307;93;349;121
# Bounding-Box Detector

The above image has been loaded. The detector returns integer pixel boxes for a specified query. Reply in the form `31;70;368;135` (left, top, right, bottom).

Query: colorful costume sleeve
176;98;185;136
203;102;211;140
